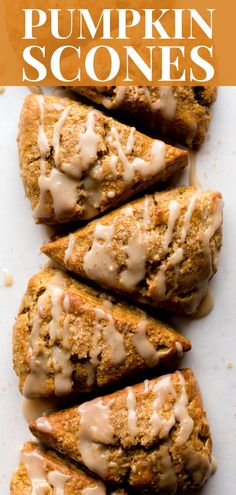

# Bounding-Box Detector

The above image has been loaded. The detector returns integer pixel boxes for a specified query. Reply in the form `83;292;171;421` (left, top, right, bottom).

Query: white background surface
0;86;235;494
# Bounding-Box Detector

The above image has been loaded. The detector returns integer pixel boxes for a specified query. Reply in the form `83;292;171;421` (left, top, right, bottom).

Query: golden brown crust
72;86;217;148
18;95;188;224
13;267;190;398
29;370;214;493
10;442;126;494
41;187;223;315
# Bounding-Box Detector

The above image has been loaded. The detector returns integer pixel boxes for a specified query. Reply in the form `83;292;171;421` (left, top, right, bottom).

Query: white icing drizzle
95;300;126;365
21;449;70;495
159;446;177;493
119;199;154;290
23;303;49;398
82;176;103;219
22;397;60;422
34;168;79;220
35;417;53;433
122;205;134;216
143;196;152;225
84;298;126;383
108;126;166;184
83;220;117;284
60;110;100;180
183;447;213;485
64;233;77;264
155;200;181;298
28;86;43;95
119;227;147;290
35;100;104;221
109;154;119;176
155;192;200;298
133;315;160;367
126;127;136;155
23;284;73;398
84;361;96;388
175;342;183;358
84;196;154;292
78;398;114;477
102;86;126;109
174;372;194;446
150;372;194;445
143;87;177;120
20;449;49;494
79;111;100;171
34;96;78;220
78;398;114;443
63;294;71;314
195;288;214;319
54;104;65;111
126;387;138;438
36;95;50;159
201;197;223;247
189;151;202;189
186;121;198;146
47;471;70;495
143;379;150;394
101;86;177;121
77;440;110;479
180;192;199;243
53;106;71;167
150;375;176;439
81;481;106;495
155;266;167;299
161;200;181;253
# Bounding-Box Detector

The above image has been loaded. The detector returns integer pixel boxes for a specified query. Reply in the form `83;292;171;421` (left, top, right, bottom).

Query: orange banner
0;0;235;85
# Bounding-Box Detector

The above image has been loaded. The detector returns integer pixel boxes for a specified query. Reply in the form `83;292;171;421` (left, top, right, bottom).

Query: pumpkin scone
18;94;188;224
29;369;215;493
11;441;128;494
42;187;223;315
13;267;190;399
71;86;217;148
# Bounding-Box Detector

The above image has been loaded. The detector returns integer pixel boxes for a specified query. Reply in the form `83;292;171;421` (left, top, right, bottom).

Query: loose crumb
1;268;13;287
227;362;233;369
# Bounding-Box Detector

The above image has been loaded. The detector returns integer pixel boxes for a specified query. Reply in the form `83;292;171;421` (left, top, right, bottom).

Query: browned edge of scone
29;369;213;492
41;187;223;316
13;267;191;398
10;441;128;494
71;86;217;149
18;94;188;225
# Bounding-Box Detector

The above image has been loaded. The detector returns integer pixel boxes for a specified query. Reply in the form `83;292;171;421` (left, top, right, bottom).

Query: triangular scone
42;187;223;315
72;86;217;148
29;370;215;492
13;267;190;399
18;95;188;224
10;442;127;494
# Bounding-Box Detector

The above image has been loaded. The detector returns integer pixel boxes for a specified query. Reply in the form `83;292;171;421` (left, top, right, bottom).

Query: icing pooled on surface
78;398;114;477
133;314;160;367
21;448;70;495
